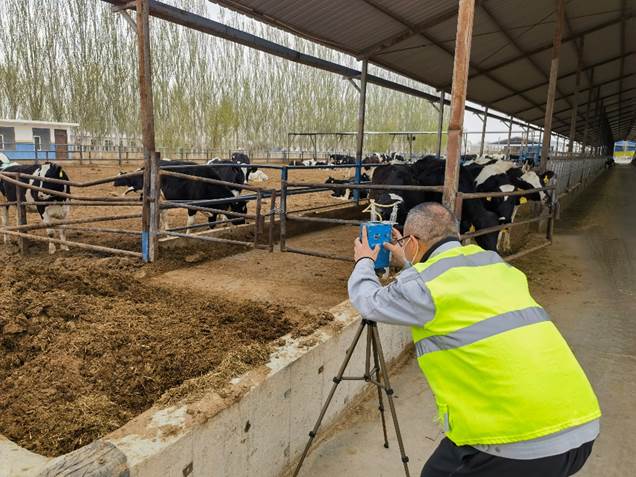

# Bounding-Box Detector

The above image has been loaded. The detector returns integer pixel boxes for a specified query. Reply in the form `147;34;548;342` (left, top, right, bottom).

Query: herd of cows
0;151;554;254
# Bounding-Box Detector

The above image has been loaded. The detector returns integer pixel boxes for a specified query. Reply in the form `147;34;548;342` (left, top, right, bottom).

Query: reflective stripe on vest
410;245;601;446
415;306;549;357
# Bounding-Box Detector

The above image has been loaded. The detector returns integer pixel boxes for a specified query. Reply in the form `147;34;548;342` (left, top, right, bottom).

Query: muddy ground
0;246;337;457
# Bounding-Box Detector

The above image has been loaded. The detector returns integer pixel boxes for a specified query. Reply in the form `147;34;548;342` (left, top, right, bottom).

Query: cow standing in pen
0;162;71;254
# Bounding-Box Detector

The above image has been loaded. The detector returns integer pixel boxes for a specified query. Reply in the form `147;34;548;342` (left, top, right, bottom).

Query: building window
104;139;113;151
0;134;4;150
33;135;42;151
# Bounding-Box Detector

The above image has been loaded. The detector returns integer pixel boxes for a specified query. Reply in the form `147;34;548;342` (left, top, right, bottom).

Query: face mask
404;236;420;267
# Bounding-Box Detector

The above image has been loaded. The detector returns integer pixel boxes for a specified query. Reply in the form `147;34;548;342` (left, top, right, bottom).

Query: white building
0;119;79;160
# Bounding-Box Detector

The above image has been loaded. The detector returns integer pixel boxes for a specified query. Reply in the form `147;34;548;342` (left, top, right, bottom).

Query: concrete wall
1;301;412;477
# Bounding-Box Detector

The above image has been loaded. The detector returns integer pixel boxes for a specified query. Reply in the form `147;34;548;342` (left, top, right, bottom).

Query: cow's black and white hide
113;160;246;233
409;156;500;251
325;173;370;200
0;162;71;253
473;160;518;224
330;154;355;165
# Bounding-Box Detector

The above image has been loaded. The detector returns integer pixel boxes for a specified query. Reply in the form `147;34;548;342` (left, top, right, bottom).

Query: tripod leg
371;330;390;448
292;319;368;477
370;323;411;477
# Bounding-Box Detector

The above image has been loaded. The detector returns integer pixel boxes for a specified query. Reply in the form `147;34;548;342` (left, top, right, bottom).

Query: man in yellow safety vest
349;202;600;477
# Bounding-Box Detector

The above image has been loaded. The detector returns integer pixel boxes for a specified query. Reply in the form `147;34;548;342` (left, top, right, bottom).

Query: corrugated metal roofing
208;0;636;143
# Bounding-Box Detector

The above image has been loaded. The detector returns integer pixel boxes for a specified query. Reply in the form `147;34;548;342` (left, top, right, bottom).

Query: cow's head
113;169;143;195
32;163;70;200
369;192;406;223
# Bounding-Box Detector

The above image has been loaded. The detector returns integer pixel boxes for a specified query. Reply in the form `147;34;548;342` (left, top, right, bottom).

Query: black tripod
292;319;411;476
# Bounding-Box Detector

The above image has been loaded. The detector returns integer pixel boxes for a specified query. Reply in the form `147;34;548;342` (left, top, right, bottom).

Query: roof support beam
514;71;636;117
540;0;565;172
479;107;488;156
443;0;475;213
450;14;632;88
489;51;636;105
568;36;583;151
529;86;636;123
358;4;462;58
358;0;568;129
479;3;572;109
436;90;445;159
618;0;627;137
582;70;594;150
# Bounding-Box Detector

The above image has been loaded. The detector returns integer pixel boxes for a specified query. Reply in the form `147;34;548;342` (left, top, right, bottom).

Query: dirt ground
1;162;353;255
0;246;337;458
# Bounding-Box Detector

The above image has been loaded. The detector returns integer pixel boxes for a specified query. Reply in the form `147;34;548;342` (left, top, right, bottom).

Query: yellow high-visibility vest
412;244;601;446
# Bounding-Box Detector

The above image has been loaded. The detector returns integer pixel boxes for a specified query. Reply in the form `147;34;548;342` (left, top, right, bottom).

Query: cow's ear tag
59;170;63;178
520;197;528;204
469;225;476;233
486;196;492;202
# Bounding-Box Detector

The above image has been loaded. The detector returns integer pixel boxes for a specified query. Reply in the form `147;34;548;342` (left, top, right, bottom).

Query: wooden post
136;0;159;262
479;107;488;156
443;0;475;213
354;59;368;203
436;90;445;158
15;173;27;254
506;116;513;158
581;72;594;154
569;37;584;153
540;0;565;172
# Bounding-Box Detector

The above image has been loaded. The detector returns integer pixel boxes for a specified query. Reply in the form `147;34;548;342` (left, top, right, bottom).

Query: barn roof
208;0;636;144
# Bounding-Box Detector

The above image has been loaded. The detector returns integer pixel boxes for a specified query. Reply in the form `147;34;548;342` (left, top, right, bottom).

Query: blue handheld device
360;221;392;269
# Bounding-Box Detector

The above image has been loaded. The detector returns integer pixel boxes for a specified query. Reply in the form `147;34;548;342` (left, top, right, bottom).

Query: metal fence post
280;167;288;251
354;59;369;203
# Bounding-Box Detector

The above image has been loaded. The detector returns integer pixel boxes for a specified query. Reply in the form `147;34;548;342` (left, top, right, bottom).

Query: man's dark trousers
421;438;595;477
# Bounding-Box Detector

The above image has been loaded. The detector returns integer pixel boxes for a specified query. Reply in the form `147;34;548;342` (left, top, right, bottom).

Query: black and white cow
0;162;71;253
330;154;356;165
362;153;382;170
231;152;257;182
325;173;370;200
113;160;246;233
366;159;499;250
410;157;501;251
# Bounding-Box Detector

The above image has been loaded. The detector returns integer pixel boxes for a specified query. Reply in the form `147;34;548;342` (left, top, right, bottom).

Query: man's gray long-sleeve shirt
346;241;599;460
348;241;460;328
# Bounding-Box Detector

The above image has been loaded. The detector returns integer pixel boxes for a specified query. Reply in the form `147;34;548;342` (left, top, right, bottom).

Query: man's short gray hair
403;202;459;243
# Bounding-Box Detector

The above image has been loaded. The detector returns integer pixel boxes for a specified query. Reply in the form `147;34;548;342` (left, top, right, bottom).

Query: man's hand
354;226;380;263
384;227;408;266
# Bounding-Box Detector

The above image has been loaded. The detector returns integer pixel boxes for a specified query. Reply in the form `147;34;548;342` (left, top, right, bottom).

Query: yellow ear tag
486;196;492;202
469;225;476;233
520;197;528;204
59;170;63;178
